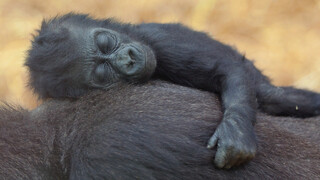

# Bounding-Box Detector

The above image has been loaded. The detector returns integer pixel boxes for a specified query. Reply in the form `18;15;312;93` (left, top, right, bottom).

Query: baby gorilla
25;13;320;169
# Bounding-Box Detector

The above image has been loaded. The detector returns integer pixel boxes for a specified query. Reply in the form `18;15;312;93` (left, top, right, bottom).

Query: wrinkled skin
25;13;320;169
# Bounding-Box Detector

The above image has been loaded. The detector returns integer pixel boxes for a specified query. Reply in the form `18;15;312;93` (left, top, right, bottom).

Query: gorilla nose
114;46;145;76
117;47;139;66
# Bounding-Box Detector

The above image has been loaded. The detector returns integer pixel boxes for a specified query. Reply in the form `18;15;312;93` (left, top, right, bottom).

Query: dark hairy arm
137;23;258;168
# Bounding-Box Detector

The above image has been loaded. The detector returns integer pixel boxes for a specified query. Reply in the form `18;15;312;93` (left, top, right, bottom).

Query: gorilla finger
225;158;238;169
225;151;242;169
236;153;255;167
207;133;219;149
214;147;227;168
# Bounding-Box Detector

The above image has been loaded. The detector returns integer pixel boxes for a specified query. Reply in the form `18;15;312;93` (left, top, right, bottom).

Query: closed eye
96;33;116;54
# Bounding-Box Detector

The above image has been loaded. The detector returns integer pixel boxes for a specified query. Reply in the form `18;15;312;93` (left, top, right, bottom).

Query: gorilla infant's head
26;13;156;98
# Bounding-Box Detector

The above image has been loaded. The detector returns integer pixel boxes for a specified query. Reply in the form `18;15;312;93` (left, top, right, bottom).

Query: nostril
127;49;137;65
128;49;135;61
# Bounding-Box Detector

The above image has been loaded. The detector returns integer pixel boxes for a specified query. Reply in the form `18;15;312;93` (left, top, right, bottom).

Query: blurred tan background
0;0;319;109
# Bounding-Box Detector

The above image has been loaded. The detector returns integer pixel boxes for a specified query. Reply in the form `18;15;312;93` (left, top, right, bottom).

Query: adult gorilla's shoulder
1;81;319;179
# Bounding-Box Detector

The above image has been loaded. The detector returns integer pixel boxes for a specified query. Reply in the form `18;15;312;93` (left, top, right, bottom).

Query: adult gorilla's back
1;81;320;179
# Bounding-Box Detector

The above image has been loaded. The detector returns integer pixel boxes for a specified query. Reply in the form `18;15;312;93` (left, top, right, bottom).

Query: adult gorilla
0;81;319;179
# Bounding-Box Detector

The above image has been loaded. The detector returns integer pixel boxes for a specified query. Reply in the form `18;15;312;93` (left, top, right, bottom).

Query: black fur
0;81;320;179
25;13;320;168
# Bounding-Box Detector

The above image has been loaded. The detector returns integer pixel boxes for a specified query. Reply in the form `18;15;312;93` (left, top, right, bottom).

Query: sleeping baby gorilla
25;13;320;169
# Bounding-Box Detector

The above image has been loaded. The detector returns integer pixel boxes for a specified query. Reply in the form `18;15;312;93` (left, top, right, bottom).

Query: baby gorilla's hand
207;118;257;169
